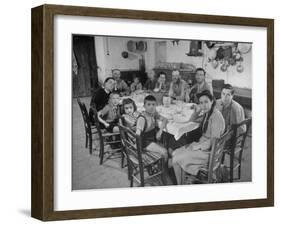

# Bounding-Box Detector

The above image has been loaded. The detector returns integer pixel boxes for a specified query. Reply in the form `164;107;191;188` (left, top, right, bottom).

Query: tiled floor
72;96;252;190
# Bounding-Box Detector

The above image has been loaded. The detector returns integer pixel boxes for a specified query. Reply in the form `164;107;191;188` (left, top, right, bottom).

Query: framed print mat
31;4;274;221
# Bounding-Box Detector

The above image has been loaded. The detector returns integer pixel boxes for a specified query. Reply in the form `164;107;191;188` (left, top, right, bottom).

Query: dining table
121;91;200;141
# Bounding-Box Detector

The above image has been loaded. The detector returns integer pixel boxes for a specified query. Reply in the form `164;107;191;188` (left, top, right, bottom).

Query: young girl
172;90;225;184
98;92;120;133
121;98;140;130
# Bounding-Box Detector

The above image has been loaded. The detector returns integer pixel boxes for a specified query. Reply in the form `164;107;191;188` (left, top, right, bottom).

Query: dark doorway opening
72;35;99;97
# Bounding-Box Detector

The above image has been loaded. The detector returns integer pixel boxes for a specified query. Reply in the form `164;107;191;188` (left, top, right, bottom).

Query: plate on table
173;114;190;123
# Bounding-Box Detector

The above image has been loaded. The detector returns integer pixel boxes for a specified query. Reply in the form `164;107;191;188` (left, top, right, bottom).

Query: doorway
72;35;99;97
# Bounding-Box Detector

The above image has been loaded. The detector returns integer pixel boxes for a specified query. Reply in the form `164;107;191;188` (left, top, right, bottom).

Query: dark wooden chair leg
89;134;93;155
85;133;88;148
229;150;234;182
99;140;104;165
221;151;226;164
238;164;241;180
161;160;168;186
127;164;131;180
130;172;134;187
238;149;244;180
121;152;125;168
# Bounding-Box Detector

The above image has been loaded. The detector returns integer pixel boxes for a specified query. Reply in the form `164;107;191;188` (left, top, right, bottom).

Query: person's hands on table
190;103;201;112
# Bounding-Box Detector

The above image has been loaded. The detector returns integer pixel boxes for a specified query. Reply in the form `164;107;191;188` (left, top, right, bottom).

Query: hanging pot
215;47;225;60
205;41;216;49
228;57;236;66
212;59;219;69
237;64;244;73
208;48;217;60
127;40;136;52
136;41;147;52
121;51;129;59
234;51;242;60
220;61;228;72
237;43;252;54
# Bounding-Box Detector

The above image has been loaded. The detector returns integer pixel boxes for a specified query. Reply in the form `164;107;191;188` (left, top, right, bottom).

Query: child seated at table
136;95;168;161
121;98;140;130
98;92;120;133
130;76;142;93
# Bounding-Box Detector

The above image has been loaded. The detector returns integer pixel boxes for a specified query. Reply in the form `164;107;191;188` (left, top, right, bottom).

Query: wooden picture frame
31;4;274;221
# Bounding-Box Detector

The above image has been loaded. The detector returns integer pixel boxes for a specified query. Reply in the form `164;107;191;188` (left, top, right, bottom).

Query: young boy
98;92;120;133
130;76;143;93
136;95;168;161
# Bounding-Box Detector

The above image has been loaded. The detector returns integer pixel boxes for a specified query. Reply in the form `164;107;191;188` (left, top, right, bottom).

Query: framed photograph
31;4;274;221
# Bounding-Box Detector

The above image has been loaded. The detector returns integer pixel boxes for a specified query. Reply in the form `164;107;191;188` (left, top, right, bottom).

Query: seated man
189;68;213;103
112;69;130;96
90;77;115;112
168;70;187;101
216;84;246;132
144;69;157;91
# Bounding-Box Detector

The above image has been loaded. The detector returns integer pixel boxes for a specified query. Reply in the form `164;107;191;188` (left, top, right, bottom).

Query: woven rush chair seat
118;120;165;187
183;129;234;184
90;105;125;166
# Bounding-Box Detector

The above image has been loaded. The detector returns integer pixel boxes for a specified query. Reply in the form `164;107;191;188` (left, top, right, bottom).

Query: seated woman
171;90;225;184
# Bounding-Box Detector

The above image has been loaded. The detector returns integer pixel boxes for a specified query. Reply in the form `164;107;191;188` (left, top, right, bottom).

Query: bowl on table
163;96;171;107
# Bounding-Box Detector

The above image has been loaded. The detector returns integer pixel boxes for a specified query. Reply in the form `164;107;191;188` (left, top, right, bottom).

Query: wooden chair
183;129;234;184
223;118;252;182
90;105;124;166
77;98;98;154
118;121;166;187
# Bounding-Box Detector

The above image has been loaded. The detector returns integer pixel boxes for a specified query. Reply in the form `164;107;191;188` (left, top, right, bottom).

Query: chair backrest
207;129;234;183
231;118;252;153
77;98;92;132
118;119;144;171
89;104;104;137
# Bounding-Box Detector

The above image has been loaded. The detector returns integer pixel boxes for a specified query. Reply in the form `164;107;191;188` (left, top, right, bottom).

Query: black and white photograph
72;35;252;189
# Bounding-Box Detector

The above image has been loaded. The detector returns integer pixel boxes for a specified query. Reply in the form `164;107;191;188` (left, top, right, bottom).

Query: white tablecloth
121;94;199;140
157;104;199;140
